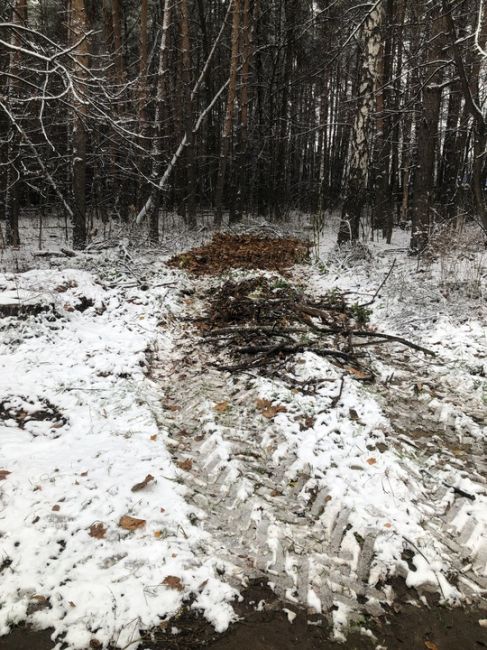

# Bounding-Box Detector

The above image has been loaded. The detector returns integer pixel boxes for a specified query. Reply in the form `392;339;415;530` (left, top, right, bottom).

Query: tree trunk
5;0;28;247
232;0;252;223
338;2;384;245
214;0;240;227
71;0;88;249
148;0;172;242
409;3;445;253
180;0;197;229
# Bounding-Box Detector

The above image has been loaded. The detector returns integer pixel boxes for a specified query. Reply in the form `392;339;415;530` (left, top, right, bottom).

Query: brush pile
200;276;434;376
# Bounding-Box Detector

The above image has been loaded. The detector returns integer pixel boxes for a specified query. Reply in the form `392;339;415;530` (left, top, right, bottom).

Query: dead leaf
162;575;184;591
346;366;371;380
154;530;163;538
0;470;11;480
367;457;377;465
256;399;287;419
69;601;76;608
214;401;229;413
31;595;48;603
52;504;60;512
162;401;180;412
131;474;154;492
89;522;107;539
177;458;193;471
119;515;146;531
349;408;360;421
150;434;157;441
384;522;392;529
424;642;439;650
80;471;88;477
304;416;315;429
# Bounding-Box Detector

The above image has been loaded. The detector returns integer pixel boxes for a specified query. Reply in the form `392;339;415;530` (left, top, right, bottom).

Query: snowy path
151;269;487;637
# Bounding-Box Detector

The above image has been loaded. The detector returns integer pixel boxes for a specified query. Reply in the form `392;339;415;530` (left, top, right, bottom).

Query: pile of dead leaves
198;276;434;377
167;233;310;275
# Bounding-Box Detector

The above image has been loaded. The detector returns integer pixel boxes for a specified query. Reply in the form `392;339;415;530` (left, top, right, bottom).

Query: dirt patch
167;233;310;275
2;581;486;649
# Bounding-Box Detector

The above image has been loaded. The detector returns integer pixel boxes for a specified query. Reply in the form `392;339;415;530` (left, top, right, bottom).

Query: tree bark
180;0;197;228
338;1;384;245
214;0;240;227
409;3;445;253
5;0;28;247
71;0;88;249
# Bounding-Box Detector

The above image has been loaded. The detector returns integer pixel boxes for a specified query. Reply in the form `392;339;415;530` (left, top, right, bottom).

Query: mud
2;581;486;650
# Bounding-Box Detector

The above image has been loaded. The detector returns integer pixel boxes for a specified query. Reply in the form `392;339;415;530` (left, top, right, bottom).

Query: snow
1;219;486;646
0;265;236;648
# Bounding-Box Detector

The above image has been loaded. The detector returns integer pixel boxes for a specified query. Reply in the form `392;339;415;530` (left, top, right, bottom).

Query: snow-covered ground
0;258;236;648
0;219;486;648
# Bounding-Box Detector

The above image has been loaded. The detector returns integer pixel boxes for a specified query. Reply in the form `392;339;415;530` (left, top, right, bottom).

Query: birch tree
338;1;384;245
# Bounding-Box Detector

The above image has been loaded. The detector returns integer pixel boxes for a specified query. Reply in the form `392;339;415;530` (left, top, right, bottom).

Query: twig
359;258;397;307
331;376;345;407
351;331;436;357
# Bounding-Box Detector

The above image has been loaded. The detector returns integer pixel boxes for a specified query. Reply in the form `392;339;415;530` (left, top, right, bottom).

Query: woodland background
1;0;487;251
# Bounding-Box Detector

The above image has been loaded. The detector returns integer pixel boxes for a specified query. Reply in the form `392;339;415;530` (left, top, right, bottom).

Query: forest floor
0;217;486;649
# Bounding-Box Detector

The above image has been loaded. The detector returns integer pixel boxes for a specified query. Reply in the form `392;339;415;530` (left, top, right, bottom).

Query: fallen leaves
177;458;193;471
214;401;229;413
52;504;61;512
162;401;180;412
345;366;372;381
118;515;146;531
89;522;107;539
256;398;287;419
424;642;439;650
162;575;184;591
167;233;310;275
367;457;377;465
0;470;11;480
131;474;154;492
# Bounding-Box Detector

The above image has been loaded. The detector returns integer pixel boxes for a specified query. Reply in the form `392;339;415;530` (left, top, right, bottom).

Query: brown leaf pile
167;233;310;275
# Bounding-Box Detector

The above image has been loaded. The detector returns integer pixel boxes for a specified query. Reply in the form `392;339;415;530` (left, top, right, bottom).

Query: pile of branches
200;276;435;376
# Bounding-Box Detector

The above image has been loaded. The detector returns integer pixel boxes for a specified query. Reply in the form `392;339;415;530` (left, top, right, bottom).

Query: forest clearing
0;219;486;649
1;0;487;648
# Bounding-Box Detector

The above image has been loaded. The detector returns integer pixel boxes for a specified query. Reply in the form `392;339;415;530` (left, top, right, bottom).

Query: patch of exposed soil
167;233;310;275
2;581;486;650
